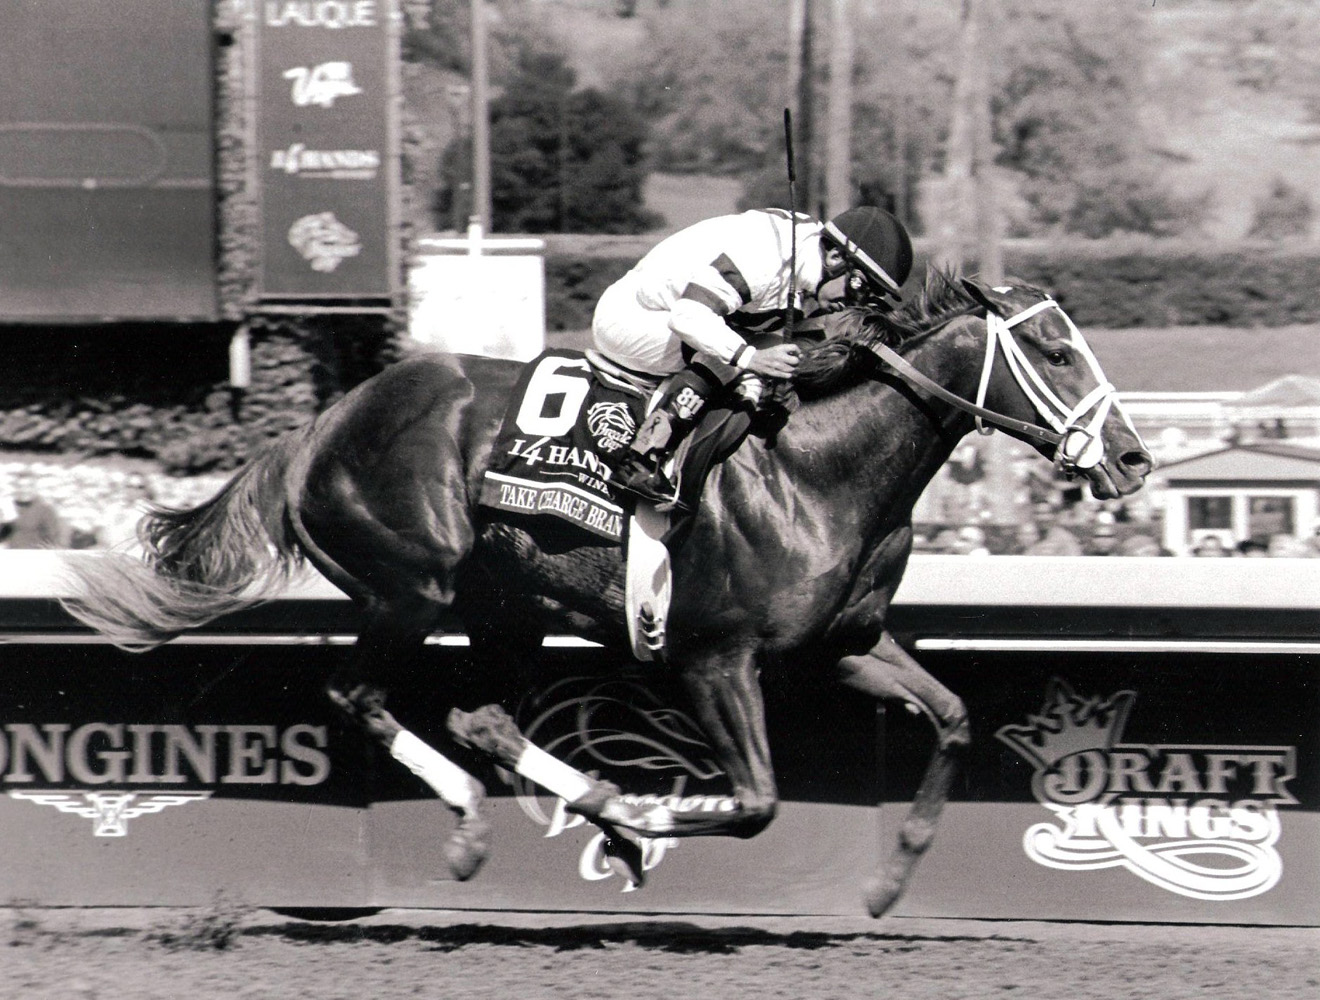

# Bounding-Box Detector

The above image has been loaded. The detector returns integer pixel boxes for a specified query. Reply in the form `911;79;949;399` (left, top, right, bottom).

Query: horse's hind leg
836;631;970;917
327;604;490;881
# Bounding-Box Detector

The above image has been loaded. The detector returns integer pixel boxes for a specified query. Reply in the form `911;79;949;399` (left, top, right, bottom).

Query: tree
438;48;659;234
989;1;1204;236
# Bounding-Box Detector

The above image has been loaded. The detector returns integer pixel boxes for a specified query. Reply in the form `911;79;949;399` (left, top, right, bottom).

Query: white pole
825;0;853;218
471;0;492;235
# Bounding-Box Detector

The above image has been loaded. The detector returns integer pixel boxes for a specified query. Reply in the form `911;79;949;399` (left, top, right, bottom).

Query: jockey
590;205;914;508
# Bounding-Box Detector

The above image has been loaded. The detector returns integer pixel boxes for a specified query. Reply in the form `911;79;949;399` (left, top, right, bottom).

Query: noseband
865;297;1119;476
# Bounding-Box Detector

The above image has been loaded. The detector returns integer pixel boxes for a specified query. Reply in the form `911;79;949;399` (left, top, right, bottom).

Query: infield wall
0;553;1314;924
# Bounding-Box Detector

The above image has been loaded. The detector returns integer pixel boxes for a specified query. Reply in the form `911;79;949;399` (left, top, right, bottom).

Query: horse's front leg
837;630;969;917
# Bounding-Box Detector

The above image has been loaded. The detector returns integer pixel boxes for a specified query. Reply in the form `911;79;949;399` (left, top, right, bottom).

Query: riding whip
783;107;798;342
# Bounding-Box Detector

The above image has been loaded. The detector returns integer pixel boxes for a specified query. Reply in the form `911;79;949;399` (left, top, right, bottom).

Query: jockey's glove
733;373;764;409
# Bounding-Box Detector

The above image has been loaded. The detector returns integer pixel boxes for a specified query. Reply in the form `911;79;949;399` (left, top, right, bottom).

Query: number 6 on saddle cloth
477;348;755;660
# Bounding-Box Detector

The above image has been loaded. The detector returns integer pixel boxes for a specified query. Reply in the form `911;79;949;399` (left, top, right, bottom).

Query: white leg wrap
515;742;594;803
390;730;478;812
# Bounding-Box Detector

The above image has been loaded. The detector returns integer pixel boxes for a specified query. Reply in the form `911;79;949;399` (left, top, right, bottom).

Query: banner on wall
254;0;398;299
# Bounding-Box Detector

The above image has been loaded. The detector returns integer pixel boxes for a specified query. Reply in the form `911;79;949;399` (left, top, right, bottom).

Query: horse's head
960;279;1152;499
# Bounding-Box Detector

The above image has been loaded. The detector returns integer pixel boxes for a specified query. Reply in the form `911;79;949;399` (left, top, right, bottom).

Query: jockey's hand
748;343;801;379
733;373;764;408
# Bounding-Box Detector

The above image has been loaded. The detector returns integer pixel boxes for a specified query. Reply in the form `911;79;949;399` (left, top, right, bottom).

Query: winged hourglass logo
9;790;211;837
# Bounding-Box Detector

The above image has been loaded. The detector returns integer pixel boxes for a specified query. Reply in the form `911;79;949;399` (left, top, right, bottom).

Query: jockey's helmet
821;206;913;302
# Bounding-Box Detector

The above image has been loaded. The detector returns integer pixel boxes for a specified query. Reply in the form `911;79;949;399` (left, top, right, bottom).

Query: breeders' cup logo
283;62;363;108
9;791;210;837
288;212;361;272
506;677;732;890
585;401;635;454
996;679;1298;901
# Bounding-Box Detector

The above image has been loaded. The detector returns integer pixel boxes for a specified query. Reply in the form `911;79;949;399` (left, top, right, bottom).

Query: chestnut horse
62;274;1151;915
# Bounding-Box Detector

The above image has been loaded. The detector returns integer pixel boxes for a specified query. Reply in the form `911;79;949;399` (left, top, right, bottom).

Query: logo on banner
505;677;730;890
288;212;362;272
270;144;380;180
996;679;1298;901
585;401;636;454
265;1;379;29
283;62;363;107
0;721;331;837
9;790;211;837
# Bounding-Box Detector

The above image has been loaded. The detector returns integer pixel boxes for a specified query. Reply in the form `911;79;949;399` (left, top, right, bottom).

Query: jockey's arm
670;295;800;379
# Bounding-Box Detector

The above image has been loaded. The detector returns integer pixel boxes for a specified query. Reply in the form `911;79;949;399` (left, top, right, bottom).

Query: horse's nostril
1121;450;1153;476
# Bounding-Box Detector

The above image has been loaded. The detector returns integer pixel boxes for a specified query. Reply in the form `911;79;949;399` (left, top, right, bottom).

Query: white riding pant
591;276;686;376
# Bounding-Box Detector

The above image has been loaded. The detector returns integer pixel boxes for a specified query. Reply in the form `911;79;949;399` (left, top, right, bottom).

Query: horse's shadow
244;919;1031;954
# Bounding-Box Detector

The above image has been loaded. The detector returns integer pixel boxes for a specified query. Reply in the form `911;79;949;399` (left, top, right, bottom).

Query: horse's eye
1045;350;1069;367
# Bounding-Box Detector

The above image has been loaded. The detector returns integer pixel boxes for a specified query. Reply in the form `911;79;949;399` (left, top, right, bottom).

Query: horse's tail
60;432;308;651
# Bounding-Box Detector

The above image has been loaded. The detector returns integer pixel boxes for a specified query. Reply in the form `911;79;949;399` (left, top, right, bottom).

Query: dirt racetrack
3;907;1315;1000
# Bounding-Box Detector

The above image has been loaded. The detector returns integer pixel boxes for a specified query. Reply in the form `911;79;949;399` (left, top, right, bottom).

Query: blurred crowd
0;462;227;553
913;436;1320;558
4;452;1320;558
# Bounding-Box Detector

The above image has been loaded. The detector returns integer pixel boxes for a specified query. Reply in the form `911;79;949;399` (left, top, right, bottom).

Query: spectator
1118;533;1167;557
0;469;70;549
1191;535;1232;557
1235;539;1269;558
1084;513;1121;556
927;528;963;553
1305;523;1320;558
1024;517;1083;556
1267;533;1313;558
1010;521;1043;555
954;524;991;557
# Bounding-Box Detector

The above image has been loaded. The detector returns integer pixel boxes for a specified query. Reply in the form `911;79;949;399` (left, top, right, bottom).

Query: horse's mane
792;268;983;400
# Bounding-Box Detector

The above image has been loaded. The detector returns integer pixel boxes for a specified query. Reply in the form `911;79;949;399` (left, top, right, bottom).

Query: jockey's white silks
973;296;1134;473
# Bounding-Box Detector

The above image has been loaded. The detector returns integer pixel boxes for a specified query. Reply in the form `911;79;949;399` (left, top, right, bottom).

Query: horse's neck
783;320;983;518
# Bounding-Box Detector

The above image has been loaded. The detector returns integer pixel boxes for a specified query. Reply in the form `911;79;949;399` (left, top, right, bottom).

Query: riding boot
610;367;716;510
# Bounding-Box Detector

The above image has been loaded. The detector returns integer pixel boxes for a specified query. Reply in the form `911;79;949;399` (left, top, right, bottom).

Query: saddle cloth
479;349;643;544
478;348;755;544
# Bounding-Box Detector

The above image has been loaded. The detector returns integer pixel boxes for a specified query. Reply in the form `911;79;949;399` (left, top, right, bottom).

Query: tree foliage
989;0;1204;236
438;46;659;234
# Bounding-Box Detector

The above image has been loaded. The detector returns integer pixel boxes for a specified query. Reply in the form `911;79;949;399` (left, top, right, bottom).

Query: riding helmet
822;206;913;299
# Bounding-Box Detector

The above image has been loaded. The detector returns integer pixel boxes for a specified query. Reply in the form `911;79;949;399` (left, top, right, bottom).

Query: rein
863;297;1118;474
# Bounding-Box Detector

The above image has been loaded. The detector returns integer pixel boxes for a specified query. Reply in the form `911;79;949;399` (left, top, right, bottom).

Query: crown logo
995;678;1135;771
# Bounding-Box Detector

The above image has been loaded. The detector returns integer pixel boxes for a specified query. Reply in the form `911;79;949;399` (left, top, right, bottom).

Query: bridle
864;295;1119;476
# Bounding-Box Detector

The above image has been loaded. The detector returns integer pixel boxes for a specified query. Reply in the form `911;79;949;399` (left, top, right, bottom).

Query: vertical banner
255;0;398;299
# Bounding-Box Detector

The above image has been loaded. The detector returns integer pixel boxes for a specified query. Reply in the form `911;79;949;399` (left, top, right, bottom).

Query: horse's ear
960;278;1012;318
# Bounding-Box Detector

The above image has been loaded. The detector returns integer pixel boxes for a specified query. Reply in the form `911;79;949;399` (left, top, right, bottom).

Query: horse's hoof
444;816;492;882
862;874;902;918
602;834;645;889
564;779;623;822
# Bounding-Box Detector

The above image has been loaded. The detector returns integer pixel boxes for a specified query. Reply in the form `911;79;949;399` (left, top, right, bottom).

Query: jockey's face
815;243;849;307
816;273;849;309
821;244;847;281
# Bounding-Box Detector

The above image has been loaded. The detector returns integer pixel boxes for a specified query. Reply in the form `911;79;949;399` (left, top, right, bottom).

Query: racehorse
61;272;1151;916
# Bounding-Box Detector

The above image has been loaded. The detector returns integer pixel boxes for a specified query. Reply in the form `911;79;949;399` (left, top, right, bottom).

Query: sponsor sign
996;679;1296;901
877;651;1317;924
255;0;396;297
1;721;331;836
